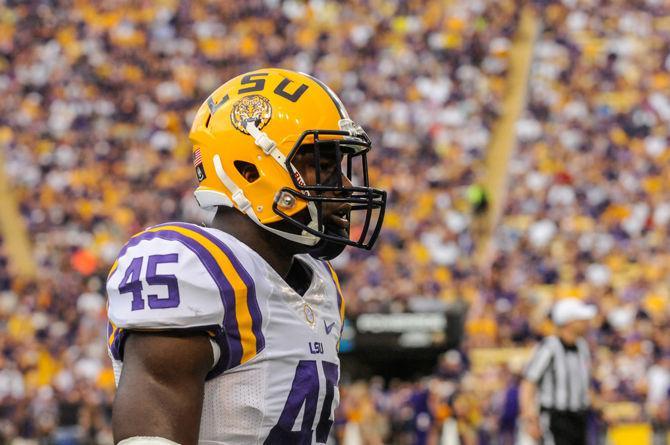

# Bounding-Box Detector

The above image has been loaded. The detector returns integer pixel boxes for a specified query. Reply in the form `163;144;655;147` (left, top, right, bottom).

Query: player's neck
210;207;305;278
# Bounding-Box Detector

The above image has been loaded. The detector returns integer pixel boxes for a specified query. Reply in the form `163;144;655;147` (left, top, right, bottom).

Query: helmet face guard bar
274;129;387;250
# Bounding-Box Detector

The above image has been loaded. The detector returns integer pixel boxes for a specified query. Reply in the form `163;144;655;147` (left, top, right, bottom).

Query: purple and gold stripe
108;229;145;280
324;261;345;324
107;321;127;360
324;261;346;351
155;223;265;356
106;223;264;369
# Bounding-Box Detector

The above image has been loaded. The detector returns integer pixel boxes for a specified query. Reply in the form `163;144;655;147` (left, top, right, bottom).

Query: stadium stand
1;0;669;444
0;238;11;293
0;0;517;441
497;0;670;424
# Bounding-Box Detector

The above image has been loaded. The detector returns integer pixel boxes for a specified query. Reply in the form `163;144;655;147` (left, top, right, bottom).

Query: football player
106;69;386;445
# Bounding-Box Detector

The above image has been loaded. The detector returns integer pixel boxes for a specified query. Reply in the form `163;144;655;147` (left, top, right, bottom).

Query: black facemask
272;129;387;256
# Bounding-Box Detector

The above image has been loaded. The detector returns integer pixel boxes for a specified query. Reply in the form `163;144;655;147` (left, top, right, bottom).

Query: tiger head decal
230;94;272;134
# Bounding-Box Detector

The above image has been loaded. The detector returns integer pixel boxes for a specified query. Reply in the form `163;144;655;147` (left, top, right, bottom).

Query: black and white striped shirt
524;335;591;412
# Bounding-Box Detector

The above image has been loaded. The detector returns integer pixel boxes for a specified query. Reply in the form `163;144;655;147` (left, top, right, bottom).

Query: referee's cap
552;298;597;326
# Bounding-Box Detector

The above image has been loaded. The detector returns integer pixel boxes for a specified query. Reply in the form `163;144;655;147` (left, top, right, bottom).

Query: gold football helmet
189;68;386;252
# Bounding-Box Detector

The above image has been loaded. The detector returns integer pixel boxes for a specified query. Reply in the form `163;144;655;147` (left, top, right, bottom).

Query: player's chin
308;223;350;260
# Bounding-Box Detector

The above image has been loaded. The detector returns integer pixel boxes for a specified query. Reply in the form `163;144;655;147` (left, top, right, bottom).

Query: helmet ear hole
234;160;260;183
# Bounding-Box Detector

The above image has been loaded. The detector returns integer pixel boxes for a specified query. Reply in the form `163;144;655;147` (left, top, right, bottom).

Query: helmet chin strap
212;154;320;246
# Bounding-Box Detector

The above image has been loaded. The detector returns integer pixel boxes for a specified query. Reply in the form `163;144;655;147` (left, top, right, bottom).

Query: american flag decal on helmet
193;148;203;166
194;148;206;181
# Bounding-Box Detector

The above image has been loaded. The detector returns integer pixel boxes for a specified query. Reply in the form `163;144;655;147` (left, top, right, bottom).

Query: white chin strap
212;154;320;246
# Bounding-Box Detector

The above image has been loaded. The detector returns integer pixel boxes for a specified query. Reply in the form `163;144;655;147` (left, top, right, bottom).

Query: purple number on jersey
119;256;144;311
315;361;338;442
146;253;180;309
118;254;180;311
264;360;339;444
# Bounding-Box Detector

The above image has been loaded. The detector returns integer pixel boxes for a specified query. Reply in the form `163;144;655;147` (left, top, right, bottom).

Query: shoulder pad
107;223;261;334
106;223;265;369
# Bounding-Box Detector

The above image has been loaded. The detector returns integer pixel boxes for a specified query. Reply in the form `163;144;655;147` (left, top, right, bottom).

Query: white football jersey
106;222;345;444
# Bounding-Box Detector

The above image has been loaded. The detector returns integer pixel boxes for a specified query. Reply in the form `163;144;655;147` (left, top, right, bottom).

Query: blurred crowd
494;0;670;434
333;351;528;445
1;0;670;444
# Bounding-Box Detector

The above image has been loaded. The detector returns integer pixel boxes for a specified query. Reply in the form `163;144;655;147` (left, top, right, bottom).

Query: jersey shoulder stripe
108;226;235;360
154;222;265;366
107;222;264;369
323;261;345;351
107;320;126;360
323;261;345;323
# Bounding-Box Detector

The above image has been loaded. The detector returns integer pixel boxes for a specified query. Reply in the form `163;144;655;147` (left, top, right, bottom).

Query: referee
520;298;596;445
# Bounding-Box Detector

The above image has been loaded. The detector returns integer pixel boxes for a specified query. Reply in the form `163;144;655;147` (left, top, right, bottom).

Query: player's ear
234;161;260;183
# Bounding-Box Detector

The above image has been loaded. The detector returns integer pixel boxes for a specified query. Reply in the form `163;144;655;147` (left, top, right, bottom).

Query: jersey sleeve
106;223;266;372
106;226;227;330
